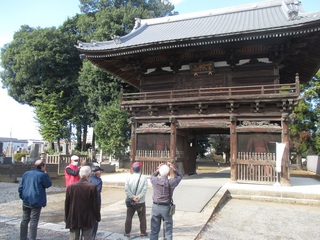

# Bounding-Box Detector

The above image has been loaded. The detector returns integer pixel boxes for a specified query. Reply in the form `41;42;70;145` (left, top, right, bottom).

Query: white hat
159;164;170;176
71;155;79;161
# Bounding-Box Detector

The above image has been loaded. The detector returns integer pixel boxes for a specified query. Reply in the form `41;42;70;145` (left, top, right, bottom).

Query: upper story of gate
76;0;320;118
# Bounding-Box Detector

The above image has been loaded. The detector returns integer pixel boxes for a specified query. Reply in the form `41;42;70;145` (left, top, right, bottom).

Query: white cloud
0;82;41;139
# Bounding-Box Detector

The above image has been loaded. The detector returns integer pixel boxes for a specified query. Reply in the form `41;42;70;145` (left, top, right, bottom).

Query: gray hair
159;164;170;176
79;166;91;178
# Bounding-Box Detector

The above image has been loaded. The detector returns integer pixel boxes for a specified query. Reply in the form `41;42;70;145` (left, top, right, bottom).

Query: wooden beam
170;119;177;163
230;116;237;181
281;116;290;186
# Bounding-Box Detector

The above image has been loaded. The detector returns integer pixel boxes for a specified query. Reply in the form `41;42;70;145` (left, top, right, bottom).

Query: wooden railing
46;155;88;174
136;150;170;158
121;81;299;104
138;160;177;176
236;152;277;183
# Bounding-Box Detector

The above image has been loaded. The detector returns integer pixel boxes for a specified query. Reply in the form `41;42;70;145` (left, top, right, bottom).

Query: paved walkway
92;169;320;239
1;169;319;240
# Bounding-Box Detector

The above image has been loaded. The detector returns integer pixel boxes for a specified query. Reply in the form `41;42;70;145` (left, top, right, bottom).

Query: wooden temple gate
76;1;320;185
122;80;297;185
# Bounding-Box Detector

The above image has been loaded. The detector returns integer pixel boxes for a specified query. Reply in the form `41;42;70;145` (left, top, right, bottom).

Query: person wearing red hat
64;155;81;188
124;162;148;238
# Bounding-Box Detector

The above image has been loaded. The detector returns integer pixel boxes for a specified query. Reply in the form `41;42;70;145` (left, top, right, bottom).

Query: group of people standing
18;155;183;240
125;161;183;240
64;155;104;240
18;155;103;240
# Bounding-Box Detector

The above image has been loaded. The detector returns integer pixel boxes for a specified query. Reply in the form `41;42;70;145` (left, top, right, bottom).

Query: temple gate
76;0;320;185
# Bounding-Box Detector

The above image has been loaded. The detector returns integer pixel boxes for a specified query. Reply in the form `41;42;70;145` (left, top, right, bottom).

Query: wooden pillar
281;115;290;185
230;116;237;181
170;118;177;163
130;117;136;165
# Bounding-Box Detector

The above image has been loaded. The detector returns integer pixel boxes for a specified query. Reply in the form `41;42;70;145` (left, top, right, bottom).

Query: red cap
133;162;142;168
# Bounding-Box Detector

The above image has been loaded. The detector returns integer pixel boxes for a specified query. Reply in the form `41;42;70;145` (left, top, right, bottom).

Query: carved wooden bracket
277;99;295;112
124;106;140;116
251;101;265;113
195;103;208;114
147;105;158;116
167;104;178;115
227;102;239;113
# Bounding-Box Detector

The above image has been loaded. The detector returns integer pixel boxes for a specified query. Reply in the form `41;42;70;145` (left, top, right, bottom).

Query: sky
0;0;319;140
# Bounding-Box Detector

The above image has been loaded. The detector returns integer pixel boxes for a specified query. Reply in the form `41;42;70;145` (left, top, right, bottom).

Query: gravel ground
1;173;320;240
198;198;320;240
0;180;125;240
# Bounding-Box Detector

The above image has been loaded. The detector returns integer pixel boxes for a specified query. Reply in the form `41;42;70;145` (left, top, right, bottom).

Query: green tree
1;0;178;155
94;104;130;158
79;0;176;17
78;60;123;120
33;91;72;150
1;26;81;105
289;72;320;169
0;25;90;148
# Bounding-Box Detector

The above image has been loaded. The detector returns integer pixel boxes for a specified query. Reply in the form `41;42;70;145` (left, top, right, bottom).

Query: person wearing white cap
150;163;183;240
18;159;52;240
64;155;81;188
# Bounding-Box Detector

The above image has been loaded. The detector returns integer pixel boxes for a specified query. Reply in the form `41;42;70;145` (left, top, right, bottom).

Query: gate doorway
175;128;231;176
194;133;230;175
131;119;289;185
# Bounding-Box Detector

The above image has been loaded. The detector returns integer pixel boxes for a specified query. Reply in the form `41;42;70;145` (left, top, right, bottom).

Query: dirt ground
0;178;126;224
1;163;319;240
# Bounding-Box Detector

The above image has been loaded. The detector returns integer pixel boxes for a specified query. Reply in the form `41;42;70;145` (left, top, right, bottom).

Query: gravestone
28;144;40;163
61;144;69;155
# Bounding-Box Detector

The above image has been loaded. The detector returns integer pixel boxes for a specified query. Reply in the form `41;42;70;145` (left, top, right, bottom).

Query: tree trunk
82;125;87;151
296;154;303;170
50;142;54;151
76;125;82;151
92;132;96;160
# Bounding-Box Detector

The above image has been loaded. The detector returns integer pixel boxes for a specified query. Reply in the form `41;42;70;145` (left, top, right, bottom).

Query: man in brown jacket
65;165;101;240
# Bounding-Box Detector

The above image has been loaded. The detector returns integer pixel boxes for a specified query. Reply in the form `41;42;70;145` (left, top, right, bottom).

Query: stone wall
0;163;31;182
100;163;116;173
0;163;60;182
307;155;320;174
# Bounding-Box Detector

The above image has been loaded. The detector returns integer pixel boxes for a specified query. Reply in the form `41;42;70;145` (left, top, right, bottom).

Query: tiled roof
76;0;320;53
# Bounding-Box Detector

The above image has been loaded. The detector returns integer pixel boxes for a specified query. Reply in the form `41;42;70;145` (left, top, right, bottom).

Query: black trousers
125;202;147;235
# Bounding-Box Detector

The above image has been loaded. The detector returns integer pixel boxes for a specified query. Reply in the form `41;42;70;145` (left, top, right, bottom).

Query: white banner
276;143;286;173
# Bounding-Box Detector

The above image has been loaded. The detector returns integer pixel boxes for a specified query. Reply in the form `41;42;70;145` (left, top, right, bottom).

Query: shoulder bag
168;182;176;215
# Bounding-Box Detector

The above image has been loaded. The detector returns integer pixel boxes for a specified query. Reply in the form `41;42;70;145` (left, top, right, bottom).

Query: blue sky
0;0;320;139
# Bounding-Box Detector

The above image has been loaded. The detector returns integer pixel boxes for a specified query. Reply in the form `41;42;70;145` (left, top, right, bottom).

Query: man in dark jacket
89;165;104;240
18;159;52;240
65;165;101;240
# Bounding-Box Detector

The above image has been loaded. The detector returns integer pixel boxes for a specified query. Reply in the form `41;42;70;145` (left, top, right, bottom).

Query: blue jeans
20;205;42;240
150;203;173;240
